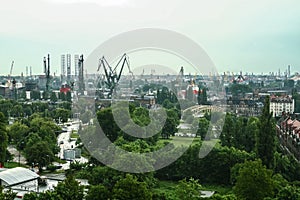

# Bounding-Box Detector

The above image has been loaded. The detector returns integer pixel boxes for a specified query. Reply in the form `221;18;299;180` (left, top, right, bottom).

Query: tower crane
97;53;133;98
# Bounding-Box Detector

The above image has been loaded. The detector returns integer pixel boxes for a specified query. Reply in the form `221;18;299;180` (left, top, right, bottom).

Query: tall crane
44;54;51;94
78;54;85;93
97;53;133;98
10;61;14;77
7;61;14;89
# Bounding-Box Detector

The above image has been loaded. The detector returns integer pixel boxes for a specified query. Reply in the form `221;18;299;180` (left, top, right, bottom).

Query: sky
0;0;300;76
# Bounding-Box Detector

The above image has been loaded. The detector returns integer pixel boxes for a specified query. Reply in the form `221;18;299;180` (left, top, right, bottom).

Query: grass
158;136;220;150
169;136;201;147
53;157;67;164
70;132;79;139
4;162;27;168
154;180;233;196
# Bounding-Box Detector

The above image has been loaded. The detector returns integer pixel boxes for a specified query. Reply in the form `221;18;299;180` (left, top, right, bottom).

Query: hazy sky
1;0;300;76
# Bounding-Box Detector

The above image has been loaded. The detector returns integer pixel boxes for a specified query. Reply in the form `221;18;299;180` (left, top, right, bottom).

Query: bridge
183;105;226;117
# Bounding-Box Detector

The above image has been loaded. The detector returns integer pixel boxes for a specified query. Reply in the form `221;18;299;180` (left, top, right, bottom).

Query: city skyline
1;0;300;76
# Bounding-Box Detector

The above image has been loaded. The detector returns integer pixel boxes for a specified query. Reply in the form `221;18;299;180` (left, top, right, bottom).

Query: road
7;145;26;165
55;119;88;170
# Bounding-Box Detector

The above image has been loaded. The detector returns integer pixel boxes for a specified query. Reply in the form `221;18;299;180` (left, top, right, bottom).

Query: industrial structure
97;53;133;98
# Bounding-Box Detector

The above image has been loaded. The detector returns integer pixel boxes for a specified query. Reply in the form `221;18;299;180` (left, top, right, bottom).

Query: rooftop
0;167;39;187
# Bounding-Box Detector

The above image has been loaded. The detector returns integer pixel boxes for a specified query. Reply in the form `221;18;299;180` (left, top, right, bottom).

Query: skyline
1;0;300;76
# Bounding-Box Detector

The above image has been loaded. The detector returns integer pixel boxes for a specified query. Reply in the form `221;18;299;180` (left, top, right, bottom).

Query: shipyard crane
44;54;51;93
10;61;14;77
97;53;133;98
7;61;15;89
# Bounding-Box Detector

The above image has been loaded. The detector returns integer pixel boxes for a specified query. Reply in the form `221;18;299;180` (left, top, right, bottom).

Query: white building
74;54;79;77
270;95;294;117
61;55;66;77
0;167;39;199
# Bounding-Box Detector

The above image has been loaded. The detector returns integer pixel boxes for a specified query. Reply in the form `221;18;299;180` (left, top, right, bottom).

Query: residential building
270;95;294;117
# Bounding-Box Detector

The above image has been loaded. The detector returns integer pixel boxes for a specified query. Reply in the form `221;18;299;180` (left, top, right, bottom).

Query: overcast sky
1;0;300;76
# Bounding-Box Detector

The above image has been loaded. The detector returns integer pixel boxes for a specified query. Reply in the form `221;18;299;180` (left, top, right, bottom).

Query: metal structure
78;54;85;93
43;54;51;93
97;53;133;98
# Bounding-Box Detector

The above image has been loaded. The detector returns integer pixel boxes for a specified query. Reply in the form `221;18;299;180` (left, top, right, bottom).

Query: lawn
153;181;233;197
4;162;27;168
170;136;200;147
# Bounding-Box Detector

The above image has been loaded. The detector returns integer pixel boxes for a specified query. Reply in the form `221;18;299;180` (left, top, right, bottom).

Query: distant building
74;54;79;77
61;55;66;78
66;54;71;80
0;85;10;98
270;95;294;117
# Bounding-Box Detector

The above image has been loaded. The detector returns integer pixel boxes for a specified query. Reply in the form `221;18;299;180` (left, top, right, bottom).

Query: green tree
31;90;41;100
97;108;120;142
233;159;274;200
175;178;202;200
197;117;209;139
0;186;16;200
256;96;276;168
80;110;93;124
243;117;258;152
10;104;23;118
53;108;70;123
112;174;152;200
161;109;179;139
8;122;29;145
277;185;300;200
24;135;54;169
55;176;84;200
0;112;8;166
50;92;58;102
66;91;72;102
197;86;208;105
220;113;235;147
86;185;111;200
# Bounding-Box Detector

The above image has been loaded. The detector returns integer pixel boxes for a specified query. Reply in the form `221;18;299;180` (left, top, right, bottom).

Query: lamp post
18;141;24;166
46;155;51;166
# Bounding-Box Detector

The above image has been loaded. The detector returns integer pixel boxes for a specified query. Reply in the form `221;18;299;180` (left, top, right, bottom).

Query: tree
50;92;58;102
23;176;84;200
80;110;93;124
8;122;29;145
243;117;258;152
175;178;202;200
53;108;70;123
233;159;274;200
277;185;300;200
0;186;16;200
66;91;72;102
197;86;208;105
220;113;235;147
97;108;120;142
197;117;209;139
55;176;84;200
256;96;276;168
31;90;41;100
186;86;194;102
161;109;179;139
0;112;8;167
86;185;111;200
24;134;54;169
112;174;152;200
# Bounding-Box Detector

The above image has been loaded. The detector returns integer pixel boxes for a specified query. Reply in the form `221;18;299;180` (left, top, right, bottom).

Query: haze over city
1;0;300;75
